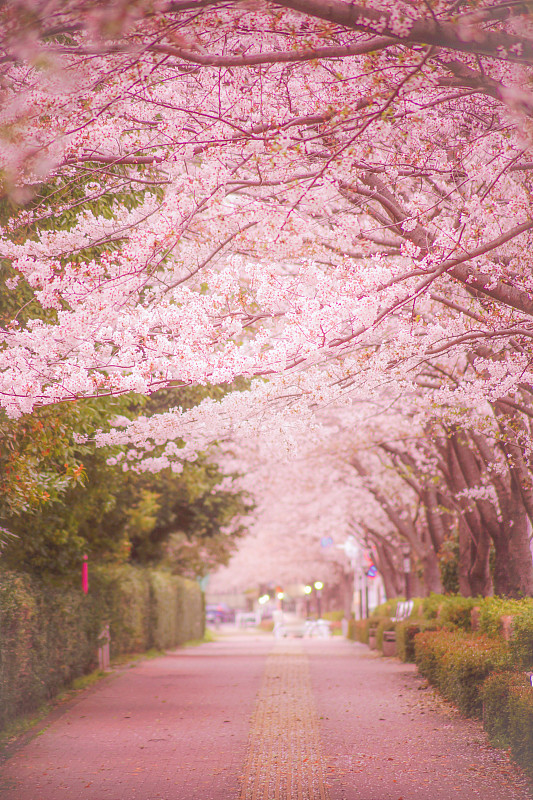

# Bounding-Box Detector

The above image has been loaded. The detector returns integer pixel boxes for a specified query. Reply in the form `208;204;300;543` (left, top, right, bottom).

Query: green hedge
420;593;479;631
509;604;533;670
359;593;533;781
322;610;345;623
477;597;531;638
0;566;204;730
375;617;395;650
508;676;533;780
371;598;399;618
355;619;369;643
375;595;533;667
481;671;533;780
437;596;479;631
415;629;511;716
396;620;438;663
346;618;368;643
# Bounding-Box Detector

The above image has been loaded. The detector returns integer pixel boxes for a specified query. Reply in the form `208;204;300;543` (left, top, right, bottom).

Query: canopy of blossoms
2;1;533;595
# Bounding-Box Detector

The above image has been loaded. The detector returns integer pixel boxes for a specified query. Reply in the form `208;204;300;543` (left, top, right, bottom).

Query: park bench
391;600;414;622
278;620;306;638
303;619;331;639
236;611;260;628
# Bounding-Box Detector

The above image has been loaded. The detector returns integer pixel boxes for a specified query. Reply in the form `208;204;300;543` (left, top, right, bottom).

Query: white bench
391;600;414;622
236;611;259;628
303;619;331;638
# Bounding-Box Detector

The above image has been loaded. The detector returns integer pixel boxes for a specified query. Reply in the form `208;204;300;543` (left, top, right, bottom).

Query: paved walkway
0;634;531;800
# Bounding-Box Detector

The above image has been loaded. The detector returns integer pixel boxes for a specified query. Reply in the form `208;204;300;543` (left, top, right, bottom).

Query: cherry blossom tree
2;1;533;595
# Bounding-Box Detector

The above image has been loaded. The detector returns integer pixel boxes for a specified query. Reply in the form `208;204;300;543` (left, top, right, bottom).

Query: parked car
205;603;235;624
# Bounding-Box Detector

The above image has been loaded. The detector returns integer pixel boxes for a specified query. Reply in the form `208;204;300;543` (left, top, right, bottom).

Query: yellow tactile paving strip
239;641;330;800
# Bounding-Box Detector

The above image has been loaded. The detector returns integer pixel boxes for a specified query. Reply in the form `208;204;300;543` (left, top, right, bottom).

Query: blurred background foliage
0;384;253;577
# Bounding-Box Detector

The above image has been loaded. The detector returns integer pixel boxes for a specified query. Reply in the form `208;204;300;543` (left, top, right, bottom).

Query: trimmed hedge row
347;594;533;780
353;594;533;666
0;566;204;730
396;620;438;662
481;671;533;779
414;630;511;716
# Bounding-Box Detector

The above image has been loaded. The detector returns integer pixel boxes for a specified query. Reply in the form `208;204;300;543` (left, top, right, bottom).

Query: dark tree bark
445;429;493;596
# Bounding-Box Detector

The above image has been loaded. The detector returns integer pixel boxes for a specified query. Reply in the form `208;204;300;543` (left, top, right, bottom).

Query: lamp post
314;581;323;618
304;584;312;618
402;543;411;601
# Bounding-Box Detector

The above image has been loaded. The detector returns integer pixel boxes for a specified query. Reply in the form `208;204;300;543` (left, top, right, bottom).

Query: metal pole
402;546;411;601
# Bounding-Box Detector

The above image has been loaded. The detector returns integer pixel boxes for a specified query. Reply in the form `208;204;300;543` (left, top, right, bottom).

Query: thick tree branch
274;0;533;65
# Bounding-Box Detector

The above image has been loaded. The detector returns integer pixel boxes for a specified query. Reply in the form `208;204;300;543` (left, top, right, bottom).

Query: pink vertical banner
82;554;89;594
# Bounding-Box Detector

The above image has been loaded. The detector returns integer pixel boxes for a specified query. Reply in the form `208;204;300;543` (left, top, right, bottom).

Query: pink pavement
0;633;531;800
307;638;532;800
0;634;270;800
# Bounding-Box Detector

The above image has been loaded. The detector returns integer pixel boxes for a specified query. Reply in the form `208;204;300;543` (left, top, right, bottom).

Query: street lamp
304;585;312;617
402;543;411;601
314;581;323;618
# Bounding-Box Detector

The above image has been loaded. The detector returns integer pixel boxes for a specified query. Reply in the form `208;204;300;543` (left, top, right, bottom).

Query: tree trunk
487;407;533;596
447;429;493;595
373;541;403;599
492;470;533;597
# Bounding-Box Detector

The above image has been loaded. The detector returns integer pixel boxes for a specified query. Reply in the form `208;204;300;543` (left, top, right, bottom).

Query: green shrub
371;599;399;618
420;593;479;631
355;619;369;644
149;570;179;650
508;603;533;669
438;596;479;631
92;565;151;657
0;571;106;727
481;671;524;747
422;592;448;620
508;675;533;780
478;597;528;638
0;566;204;731
415;628;454;684
178;575;204;642
346;618;369;643
396;620;438;663
415;630;511;716
368;614;390;631
322;610;345;623
405;597;424;617
375;618;395;650
481;670;533;779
